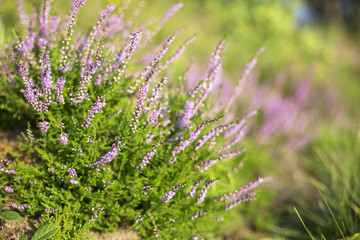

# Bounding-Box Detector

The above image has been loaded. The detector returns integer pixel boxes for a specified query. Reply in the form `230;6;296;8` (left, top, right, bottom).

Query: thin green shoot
294;207;316;240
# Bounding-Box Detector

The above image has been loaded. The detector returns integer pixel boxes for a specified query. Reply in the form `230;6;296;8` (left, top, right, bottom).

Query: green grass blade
319;191;345;239
294;207;316;240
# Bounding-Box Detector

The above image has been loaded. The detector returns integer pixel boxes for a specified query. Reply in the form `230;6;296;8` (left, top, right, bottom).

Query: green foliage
32;224;60;240
298;127;360;239
20;235;29;240
0;210;21;221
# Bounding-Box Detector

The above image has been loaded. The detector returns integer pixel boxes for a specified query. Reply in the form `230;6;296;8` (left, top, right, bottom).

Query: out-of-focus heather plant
214;67;343;153
0;0;266;239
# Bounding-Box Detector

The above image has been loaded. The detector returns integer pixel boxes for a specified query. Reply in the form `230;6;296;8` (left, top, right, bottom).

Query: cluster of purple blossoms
56;77;66;104
195;123;233;150
8;202;30;210
213;217;224;222
4;186;14;193
142;186;153;195
45;207;57;214
59;132;68;145
161;190;176;203
190;211;207;221
39;121;49;133
187;179;206;199
135;215;143;223
88;205;105;223
69;179;79;185
195;149;246;173
0;158;16;174
171;118;220;157
68;168;77;178
82;96;106;129
28;180;37;184
136;149;156;169
130;35;175;132
89;138;122;168
197;179;218;204
172;183;186;191
85;186;92;194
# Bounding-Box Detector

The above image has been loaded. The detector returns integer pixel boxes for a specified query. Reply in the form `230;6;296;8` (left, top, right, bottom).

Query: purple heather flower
25;19;36;55
4;169;16;174
89;138;122;168
85;186;92;194
135;215;143;223
158;35;196;72
38;0;54;47
81;4;115;60
187;179;206;199
224;110;257;138
131;36;174;132
48;168;54;174
69;179;79;185
18;59;44;112
145;77;167;112
161;190;176;203
39;121;49;133
172;118;220;156
56;77;66;104
225;195;256;210
59;132;68;145
186;40;225;117
49;16;61;37
190;211;207;221
70;45;103;104
221;177;264;204
213;217;224;221
59;0;87;72
114;32;142;83
8;202;30;210
45;207;57;214
142;186;153;195
136;149;156;169
195;149;245;172
197;179;218;204
40;50;54;108
82;96;106;129
225;47;264;113
172;184;186;191
177;100;195;128
28;180;37;184
68;168;77;178
146;104;162;126
152;3;183;37
195;123;233;150
4;186;14;193
145;131;155;144
16;0;27;25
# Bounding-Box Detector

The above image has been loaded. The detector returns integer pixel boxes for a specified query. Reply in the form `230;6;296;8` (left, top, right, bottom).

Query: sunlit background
1;0;360;239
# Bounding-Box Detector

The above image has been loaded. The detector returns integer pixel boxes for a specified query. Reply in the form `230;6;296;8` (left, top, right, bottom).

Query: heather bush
0;0;265;239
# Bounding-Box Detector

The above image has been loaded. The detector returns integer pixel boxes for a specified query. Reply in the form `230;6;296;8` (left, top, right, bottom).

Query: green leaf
19;235;28;240
32;224;60;240
0;211;21;221
346;233;360;240
0;205;4;211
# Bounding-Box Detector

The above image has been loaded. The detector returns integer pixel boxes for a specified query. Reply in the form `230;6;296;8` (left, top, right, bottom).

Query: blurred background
1;0;360;239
